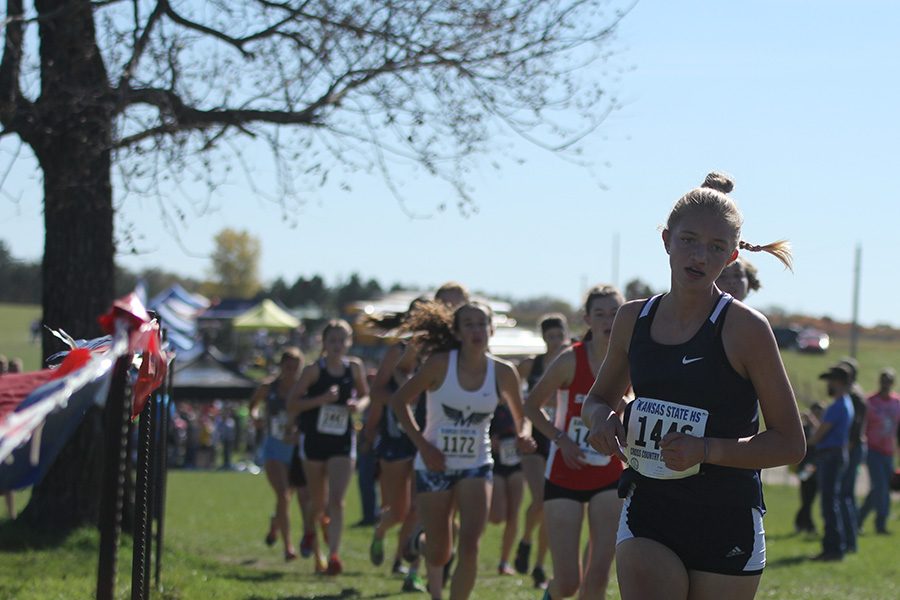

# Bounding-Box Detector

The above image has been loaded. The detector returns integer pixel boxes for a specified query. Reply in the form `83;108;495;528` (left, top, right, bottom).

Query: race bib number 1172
625;397;708;480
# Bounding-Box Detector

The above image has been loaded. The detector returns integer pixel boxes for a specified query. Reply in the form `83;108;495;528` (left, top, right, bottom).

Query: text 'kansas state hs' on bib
625;397;708;480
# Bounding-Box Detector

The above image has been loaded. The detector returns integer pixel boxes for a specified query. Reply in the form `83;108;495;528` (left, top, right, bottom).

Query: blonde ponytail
739;239;793;271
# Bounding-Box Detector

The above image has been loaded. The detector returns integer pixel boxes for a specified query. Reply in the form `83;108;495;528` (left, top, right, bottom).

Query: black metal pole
131;393;154;600
96;355;133;600
142;394;158;600
154;359;173;589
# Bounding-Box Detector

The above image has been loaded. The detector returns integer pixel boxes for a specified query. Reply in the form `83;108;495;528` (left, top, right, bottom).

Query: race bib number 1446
625;397;708;480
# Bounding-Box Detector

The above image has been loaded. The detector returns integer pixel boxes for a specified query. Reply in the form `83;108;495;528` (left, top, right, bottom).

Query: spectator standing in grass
794;403;824;534
808;363;855;561
836;356;865;553
858;367;900;534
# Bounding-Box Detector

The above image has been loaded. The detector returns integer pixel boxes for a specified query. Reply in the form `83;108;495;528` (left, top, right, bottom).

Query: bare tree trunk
20;0;119;531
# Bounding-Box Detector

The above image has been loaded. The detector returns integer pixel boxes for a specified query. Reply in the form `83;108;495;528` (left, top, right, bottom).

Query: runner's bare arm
694;305;806;469
523;349;575;442
583;301;639;461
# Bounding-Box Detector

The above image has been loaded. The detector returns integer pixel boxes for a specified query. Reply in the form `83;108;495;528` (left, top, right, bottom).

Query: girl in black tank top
580;173;805;595
514;313;568;584
624;292;763;508
288;320;369;575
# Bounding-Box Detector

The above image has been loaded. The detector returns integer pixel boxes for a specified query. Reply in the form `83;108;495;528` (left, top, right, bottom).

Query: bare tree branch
117;1;165;88
0;0;31;135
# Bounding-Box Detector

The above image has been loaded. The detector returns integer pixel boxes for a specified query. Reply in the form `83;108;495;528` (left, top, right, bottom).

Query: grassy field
2;303;900;598
781;337;900;409
1;470;899;599
0;303;41;372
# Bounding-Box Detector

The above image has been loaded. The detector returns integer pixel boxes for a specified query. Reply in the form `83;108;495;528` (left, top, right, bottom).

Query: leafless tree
1;0;630;529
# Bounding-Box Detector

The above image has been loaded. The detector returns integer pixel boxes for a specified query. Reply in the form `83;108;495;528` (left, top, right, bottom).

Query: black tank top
526;354;545;391
489;403;517;439
299;358;355;434
382;373;427;439
623;293;763;509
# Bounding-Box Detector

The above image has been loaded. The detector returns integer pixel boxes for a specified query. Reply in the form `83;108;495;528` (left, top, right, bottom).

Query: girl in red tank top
524;285;625;600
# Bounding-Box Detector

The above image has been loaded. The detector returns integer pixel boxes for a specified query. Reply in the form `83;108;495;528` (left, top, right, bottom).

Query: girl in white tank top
390;301;534;600
415;349;498;471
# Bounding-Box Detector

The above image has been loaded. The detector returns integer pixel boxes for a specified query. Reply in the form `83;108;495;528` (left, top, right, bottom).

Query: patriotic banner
0;292;170;491
0;331;127;490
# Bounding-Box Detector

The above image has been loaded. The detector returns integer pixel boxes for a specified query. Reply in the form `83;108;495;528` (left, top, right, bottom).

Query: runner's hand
587;405;627;462
322;385;339;404
556;435;587;470
419;441;446;472
516;435;537;454
659;432;704;471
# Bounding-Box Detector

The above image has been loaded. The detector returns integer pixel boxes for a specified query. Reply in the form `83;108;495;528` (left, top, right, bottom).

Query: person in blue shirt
808;364;855;561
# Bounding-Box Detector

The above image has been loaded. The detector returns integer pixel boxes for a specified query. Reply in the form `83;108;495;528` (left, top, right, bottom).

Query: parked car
796;328;830;354
772;326;801;350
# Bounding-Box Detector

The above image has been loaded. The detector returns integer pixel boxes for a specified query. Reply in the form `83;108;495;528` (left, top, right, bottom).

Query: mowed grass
781;337;900;409
0;303;41;372
2;302;900;598
1;470;899;599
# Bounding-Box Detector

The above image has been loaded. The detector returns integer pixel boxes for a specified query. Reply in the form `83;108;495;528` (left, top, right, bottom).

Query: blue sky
2;1;899;327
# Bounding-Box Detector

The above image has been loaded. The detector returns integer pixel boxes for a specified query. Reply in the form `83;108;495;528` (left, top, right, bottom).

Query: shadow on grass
766;531;816;542
225;571;287;583
0;518;95;551
245;589;394;600
765;555;810;568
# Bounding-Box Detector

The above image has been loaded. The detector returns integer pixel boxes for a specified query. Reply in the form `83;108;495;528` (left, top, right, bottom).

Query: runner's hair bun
701;171;734;194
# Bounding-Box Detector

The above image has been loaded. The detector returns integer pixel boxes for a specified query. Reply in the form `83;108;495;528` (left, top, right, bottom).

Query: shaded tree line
0;240;200;305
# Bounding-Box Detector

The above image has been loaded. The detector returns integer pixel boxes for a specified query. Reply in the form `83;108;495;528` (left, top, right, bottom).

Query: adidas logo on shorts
725;546;745;558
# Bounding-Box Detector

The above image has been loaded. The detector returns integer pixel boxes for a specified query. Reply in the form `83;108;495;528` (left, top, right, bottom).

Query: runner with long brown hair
390;301;534;600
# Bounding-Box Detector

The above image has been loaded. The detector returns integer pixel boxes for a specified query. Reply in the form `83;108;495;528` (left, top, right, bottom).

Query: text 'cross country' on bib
317;404;350;435
625;397;708;480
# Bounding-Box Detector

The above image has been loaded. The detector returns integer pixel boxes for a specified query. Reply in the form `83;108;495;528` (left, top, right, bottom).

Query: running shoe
514;540;531;574
299;532;315;558
314;553;328;574
403;525;425;563
326;554;343;576
392;558;409;576
402;571;427;593
265;515;277;547
532;565;548;589
442;551;455;585
498;561;516;576
370;535;385;566
284;549;298;562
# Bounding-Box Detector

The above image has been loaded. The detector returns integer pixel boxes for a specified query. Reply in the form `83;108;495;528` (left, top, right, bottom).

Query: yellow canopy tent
232;299;300;331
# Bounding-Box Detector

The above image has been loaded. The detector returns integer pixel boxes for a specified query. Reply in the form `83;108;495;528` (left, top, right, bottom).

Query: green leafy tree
204;228;262;298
